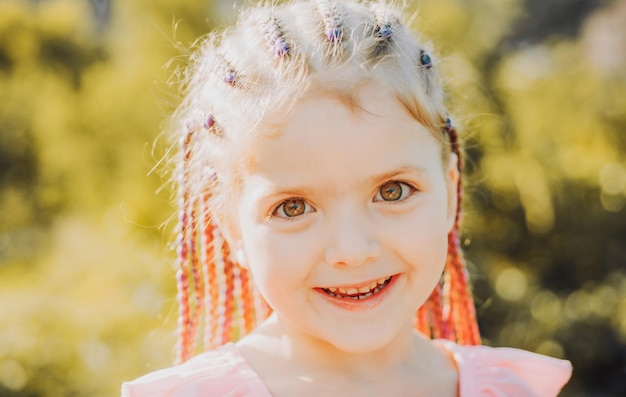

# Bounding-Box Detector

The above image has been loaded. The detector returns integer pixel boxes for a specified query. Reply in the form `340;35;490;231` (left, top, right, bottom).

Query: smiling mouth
320;276;393;300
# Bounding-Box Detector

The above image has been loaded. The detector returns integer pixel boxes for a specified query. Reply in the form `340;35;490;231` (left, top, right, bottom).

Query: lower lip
314;275;399;311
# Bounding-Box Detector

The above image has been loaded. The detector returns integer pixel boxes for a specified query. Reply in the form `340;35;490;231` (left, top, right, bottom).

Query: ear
445;153;460;233
234;241;250;269
214;209;249;269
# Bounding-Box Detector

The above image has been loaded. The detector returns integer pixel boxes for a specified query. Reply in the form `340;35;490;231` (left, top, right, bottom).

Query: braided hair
170;0;480;364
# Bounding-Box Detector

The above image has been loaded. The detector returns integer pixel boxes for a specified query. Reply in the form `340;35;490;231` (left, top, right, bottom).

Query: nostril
324;237;382;267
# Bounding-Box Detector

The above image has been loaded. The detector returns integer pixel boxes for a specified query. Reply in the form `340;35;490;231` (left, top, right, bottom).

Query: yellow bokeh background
1;0;625;395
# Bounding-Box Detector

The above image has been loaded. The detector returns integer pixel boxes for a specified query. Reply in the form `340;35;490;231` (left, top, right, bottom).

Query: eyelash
270;180;418;219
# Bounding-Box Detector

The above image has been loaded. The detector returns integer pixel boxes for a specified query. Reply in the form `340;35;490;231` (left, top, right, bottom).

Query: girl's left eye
273;198;314;218
374;181;415;202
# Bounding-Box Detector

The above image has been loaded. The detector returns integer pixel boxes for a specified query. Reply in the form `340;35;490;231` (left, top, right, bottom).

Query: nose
323;204;382;267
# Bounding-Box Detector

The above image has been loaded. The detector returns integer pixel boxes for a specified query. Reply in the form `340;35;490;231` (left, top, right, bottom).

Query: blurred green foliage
0;0;624;396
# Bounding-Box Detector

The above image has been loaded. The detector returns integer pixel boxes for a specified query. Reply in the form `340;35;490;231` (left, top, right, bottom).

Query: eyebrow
257;165;429;202
365;165;428;186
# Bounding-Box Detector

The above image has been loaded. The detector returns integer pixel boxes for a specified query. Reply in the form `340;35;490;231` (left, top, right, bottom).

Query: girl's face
232;83;458;352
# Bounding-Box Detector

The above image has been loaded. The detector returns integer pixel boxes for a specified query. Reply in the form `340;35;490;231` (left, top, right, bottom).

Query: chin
321;323;404;354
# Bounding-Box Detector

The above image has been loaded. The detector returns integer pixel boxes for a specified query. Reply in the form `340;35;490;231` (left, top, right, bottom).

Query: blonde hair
170;0;480;363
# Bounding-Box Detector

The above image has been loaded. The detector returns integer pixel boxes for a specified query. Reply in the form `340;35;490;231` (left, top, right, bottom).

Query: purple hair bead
445;117;452;132
203;115;216;130
378;23;393;39
223;70;236;85
274;40;290;57
420;50;433;68
326;27;342;42
263;18;290;57
208;169;217;182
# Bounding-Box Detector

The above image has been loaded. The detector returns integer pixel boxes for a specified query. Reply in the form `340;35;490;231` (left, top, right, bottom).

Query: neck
255;313;424;381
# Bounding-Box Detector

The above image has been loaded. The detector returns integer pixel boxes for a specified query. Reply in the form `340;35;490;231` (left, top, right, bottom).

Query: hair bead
203;115;215;130
214;53;239;86
371;3;395;39
326;27;342;42
378;23;393;39
420;50;433;68
317;0;343;42
223;70;236;85
369;5;397;58
263;17;290;57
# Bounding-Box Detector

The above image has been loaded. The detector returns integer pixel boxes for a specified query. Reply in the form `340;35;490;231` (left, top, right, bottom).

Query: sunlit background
0;0;624;396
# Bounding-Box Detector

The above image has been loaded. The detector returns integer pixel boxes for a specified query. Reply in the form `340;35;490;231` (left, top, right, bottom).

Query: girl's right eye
273;198;314;218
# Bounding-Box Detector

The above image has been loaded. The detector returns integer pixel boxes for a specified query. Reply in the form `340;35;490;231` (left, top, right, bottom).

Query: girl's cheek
248;230;316;273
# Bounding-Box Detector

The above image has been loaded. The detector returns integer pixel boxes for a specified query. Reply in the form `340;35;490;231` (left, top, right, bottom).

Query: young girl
123;0;572;395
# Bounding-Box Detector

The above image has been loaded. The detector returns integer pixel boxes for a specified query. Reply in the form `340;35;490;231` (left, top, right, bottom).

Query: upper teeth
327;277;391;296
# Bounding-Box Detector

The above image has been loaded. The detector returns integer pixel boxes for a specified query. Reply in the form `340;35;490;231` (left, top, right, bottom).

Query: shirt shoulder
121;343;272;397
435;340;573;397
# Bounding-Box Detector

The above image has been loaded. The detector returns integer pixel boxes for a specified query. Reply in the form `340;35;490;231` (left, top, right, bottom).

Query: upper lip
316;275;395;290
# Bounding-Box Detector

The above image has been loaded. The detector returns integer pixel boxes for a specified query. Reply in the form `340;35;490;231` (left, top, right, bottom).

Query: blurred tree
413;1;626;396
0;0;624;396
0;0;218;395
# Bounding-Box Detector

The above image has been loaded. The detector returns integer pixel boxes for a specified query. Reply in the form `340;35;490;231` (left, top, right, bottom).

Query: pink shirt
122;341;572;397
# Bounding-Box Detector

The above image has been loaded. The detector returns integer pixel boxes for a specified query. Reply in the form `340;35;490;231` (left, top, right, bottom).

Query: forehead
237;83;444;189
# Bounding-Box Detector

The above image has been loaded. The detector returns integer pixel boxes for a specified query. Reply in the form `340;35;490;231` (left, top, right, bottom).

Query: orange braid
221;241;235;345
446;122;481;345
239;267;257;335
231;256;245;339
449;229;481;344
441;267;454;340
175;131;194;364
189;200;204;347
200;196;220;350
212;226;226;349
447;233;461;342
175;267;192;363
175;213;193;362
410;121;481;346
